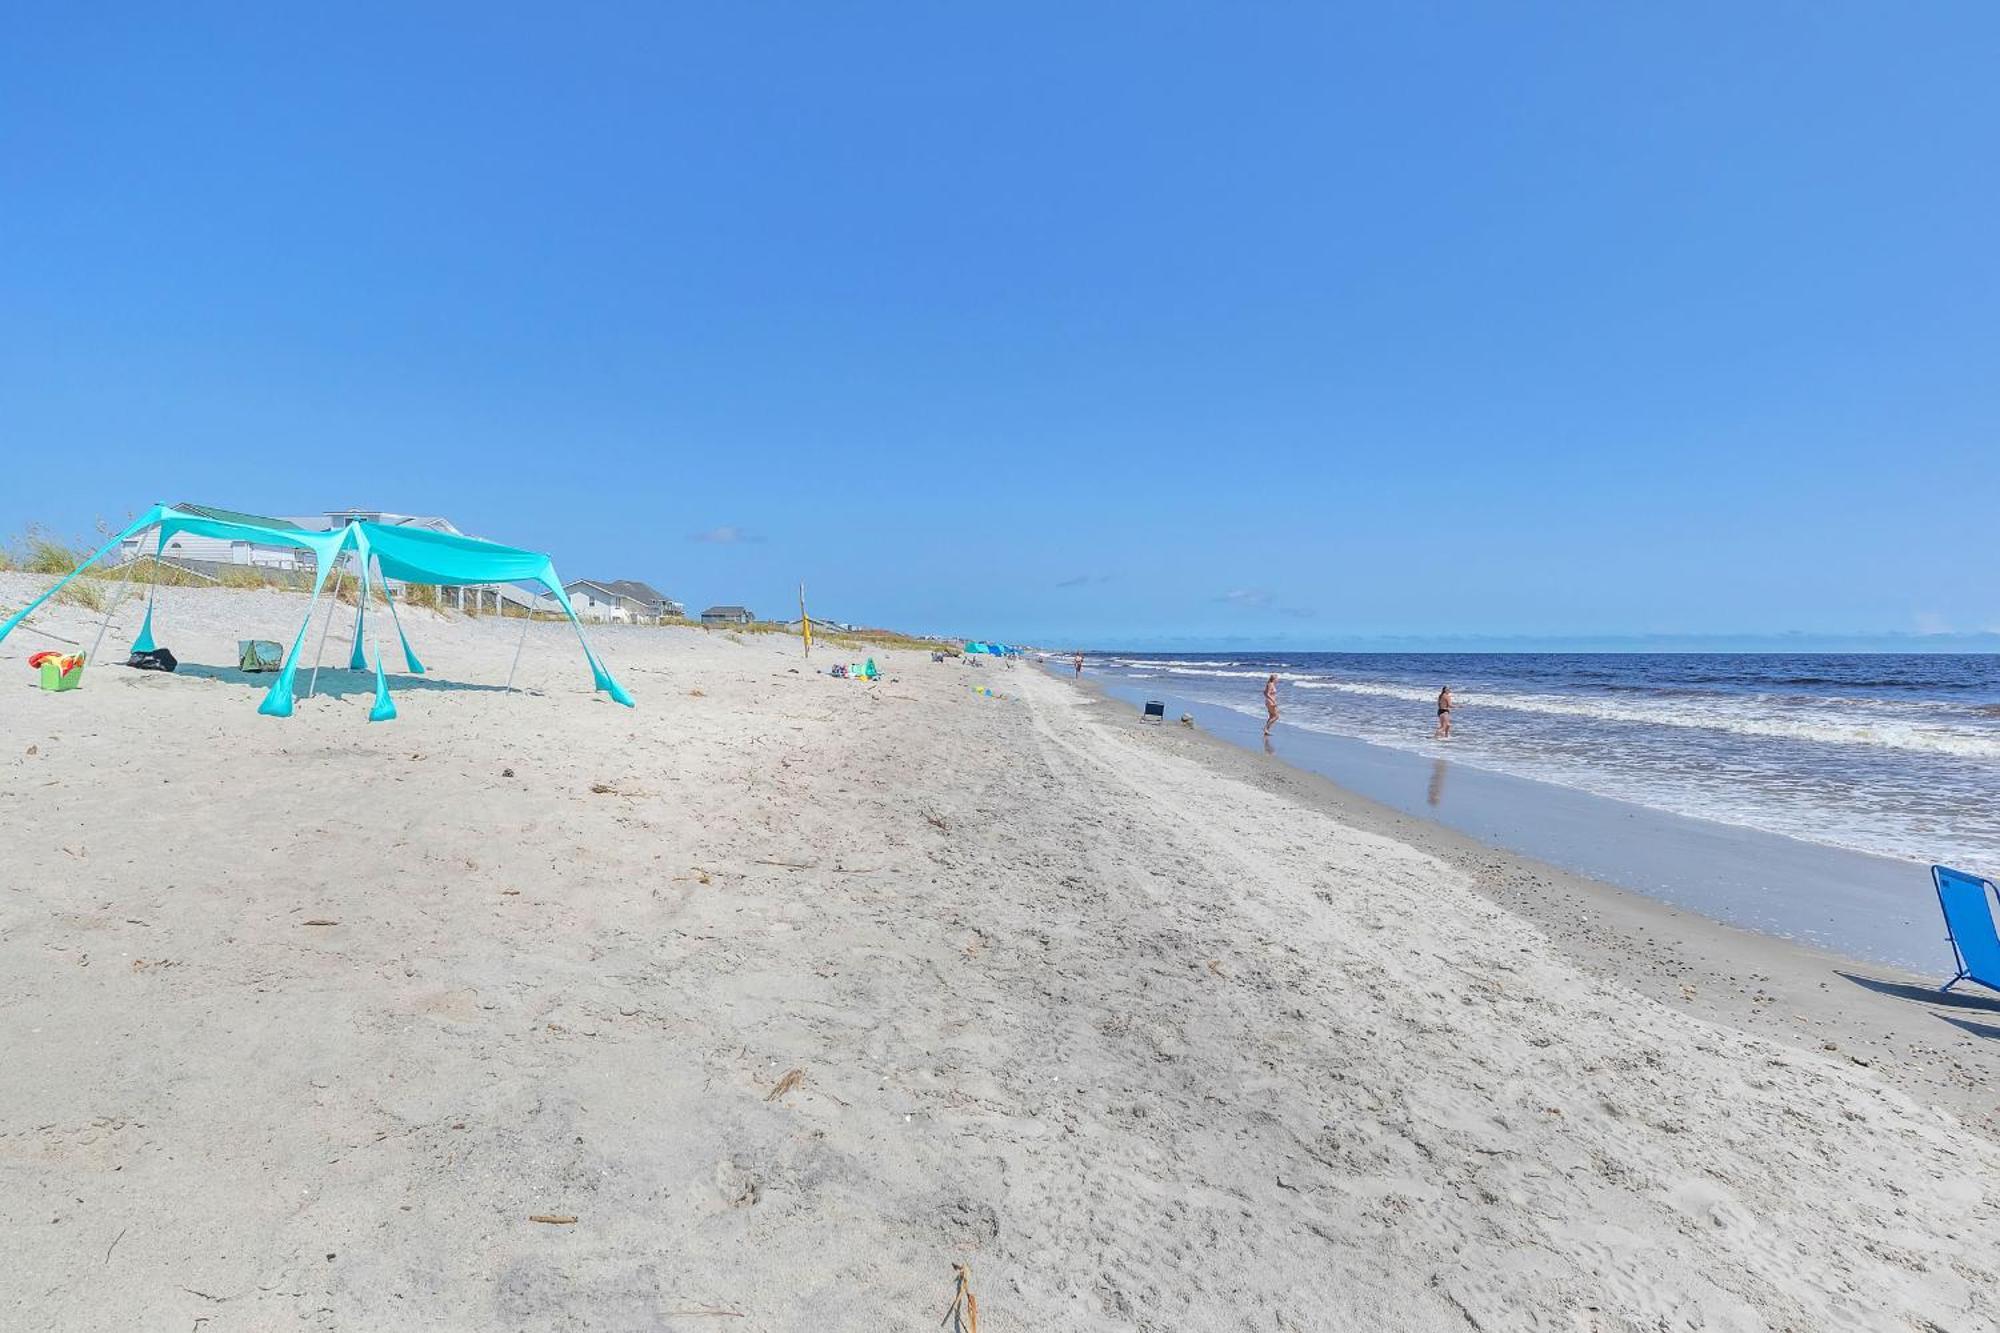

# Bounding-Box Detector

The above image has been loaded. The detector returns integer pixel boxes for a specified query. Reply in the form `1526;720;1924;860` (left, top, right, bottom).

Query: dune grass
54;580;108;611
13;527;88;576
683;613;961;656
115;558;221;588
2;528;104;609
837;628;959;654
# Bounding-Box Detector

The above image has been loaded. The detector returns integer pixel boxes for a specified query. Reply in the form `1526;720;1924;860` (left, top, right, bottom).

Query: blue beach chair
1932;865;2000;996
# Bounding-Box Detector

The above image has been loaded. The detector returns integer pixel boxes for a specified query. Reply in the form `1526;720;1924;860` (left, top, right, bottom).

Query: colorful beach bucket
35;652;85;692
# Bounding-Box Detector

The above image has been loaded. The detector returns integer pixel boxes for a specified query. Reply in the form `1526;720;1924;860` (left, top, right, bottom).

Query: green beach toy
36;653;86;692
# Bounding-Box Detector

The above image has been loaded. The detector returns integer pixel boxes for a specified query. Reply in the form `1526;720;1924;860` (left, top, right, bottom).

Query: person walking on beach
1073;651;1084;678
1435;685;1453;739
1264;673;1280;736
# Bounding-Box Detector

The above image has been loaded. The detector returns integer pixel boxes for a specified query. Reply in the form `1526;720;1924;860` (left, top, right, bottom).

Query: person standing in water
1073;651;1084;678
1435;685;1453;739
1263;673;1280;736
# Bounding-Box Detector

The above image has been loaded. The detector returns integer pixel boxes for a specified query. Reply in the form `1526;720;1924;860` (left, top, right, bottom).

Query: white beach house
564;580;685;623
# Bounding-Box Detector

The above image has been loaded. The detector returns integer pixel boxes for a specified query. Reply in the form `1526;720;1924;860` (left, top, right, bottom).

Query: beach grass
12;527;89;576
843;630;957;654
54;580;107;611
703;619;956;656
112;559;221;588
330;578;390;607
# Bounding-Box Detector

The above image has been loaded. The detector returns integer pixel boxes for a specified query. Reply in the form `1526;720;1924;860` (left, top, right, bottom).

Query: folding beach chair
1932;865;2000;996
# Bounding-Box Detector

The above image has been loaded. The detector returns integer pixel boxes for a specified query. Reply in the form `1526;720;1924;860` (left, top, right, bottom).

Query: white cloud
692;525;764;545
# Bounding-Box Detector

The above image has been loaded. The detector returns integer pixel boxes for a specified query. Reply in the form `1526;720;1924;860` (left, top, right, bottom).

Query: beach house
565;580;684;623
114;503;316;572
607;580;682;620
701;605;756;627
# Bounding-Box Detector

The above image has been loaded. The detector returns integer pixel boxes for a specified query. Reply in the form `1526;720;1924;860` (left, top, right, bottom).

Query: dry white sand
3;574;1998;1330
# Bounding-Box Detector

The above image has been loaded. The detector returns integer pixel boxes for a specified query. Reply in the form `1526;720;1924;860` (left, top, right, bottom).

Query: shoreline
1051;664;2000;1135
1076;669;1941;970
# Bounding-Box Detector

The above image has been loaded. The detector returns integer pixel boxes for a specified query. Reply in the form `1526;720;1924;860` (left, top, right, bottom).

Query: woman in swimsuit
1435;686;1453;739
1263;673;1279;736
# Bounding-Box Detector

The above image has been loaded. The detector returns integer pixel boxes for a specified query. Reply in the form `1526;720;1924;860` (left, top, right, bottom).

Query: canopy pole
257;543;344;717
306;562;347;700
539;574;632;705
505;608;531;692
85;550;145;666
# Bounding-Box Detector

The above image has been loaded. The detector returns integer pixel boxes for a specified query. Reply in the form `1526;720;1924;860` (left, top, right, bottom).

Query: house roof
702;605;753;617
604;579;668;604
285;510;467;536
566;578;670;605
568;579;671;607
172;502;305;531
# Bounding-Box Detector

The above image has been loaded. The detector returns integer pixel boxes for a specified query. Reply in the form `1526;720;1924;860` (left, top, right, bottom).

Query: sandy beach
5;576;2000;1331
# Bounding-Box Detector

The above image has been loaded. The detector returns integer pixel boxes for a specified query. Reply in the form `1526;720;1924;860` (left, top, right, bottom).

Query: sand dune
2;576;1996;1329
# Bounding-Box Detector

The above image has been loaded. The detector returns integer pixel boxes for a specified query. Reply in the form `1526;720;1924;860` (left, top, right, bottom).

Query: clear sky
4;4;1995;648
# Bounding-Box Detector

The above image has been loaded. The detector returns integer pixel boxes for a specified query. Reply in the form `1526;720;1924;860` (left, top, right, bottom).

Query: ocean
1085;652;2000;872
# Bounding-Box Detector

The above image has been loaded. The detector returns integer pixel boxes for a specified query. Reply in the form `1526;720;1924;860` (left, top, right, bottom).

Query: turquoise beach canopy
0;503;634;718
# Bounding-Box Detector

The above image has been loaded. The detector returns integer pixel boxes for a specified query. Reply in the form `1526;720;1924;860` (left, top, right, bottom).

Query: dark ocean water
1086;652;2000;869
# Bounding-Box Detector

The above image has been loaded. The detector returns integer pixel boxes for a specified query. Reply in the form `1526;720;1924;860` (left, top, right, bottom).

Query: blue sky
3;4;1995;648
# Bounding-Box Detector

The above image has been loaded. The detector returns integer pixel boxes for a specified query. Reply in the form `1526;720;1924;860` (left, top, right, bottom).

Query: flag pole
800;581;812;659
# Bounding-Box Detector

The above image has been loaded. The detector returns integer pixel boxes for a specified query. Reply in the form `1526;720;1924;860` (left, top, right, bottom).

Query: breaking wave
1287;678;2000;758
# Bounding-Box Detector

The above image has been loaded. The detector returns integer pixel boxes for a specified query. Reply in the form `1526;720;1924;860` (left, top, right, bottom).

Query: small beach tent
0;503;634;717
